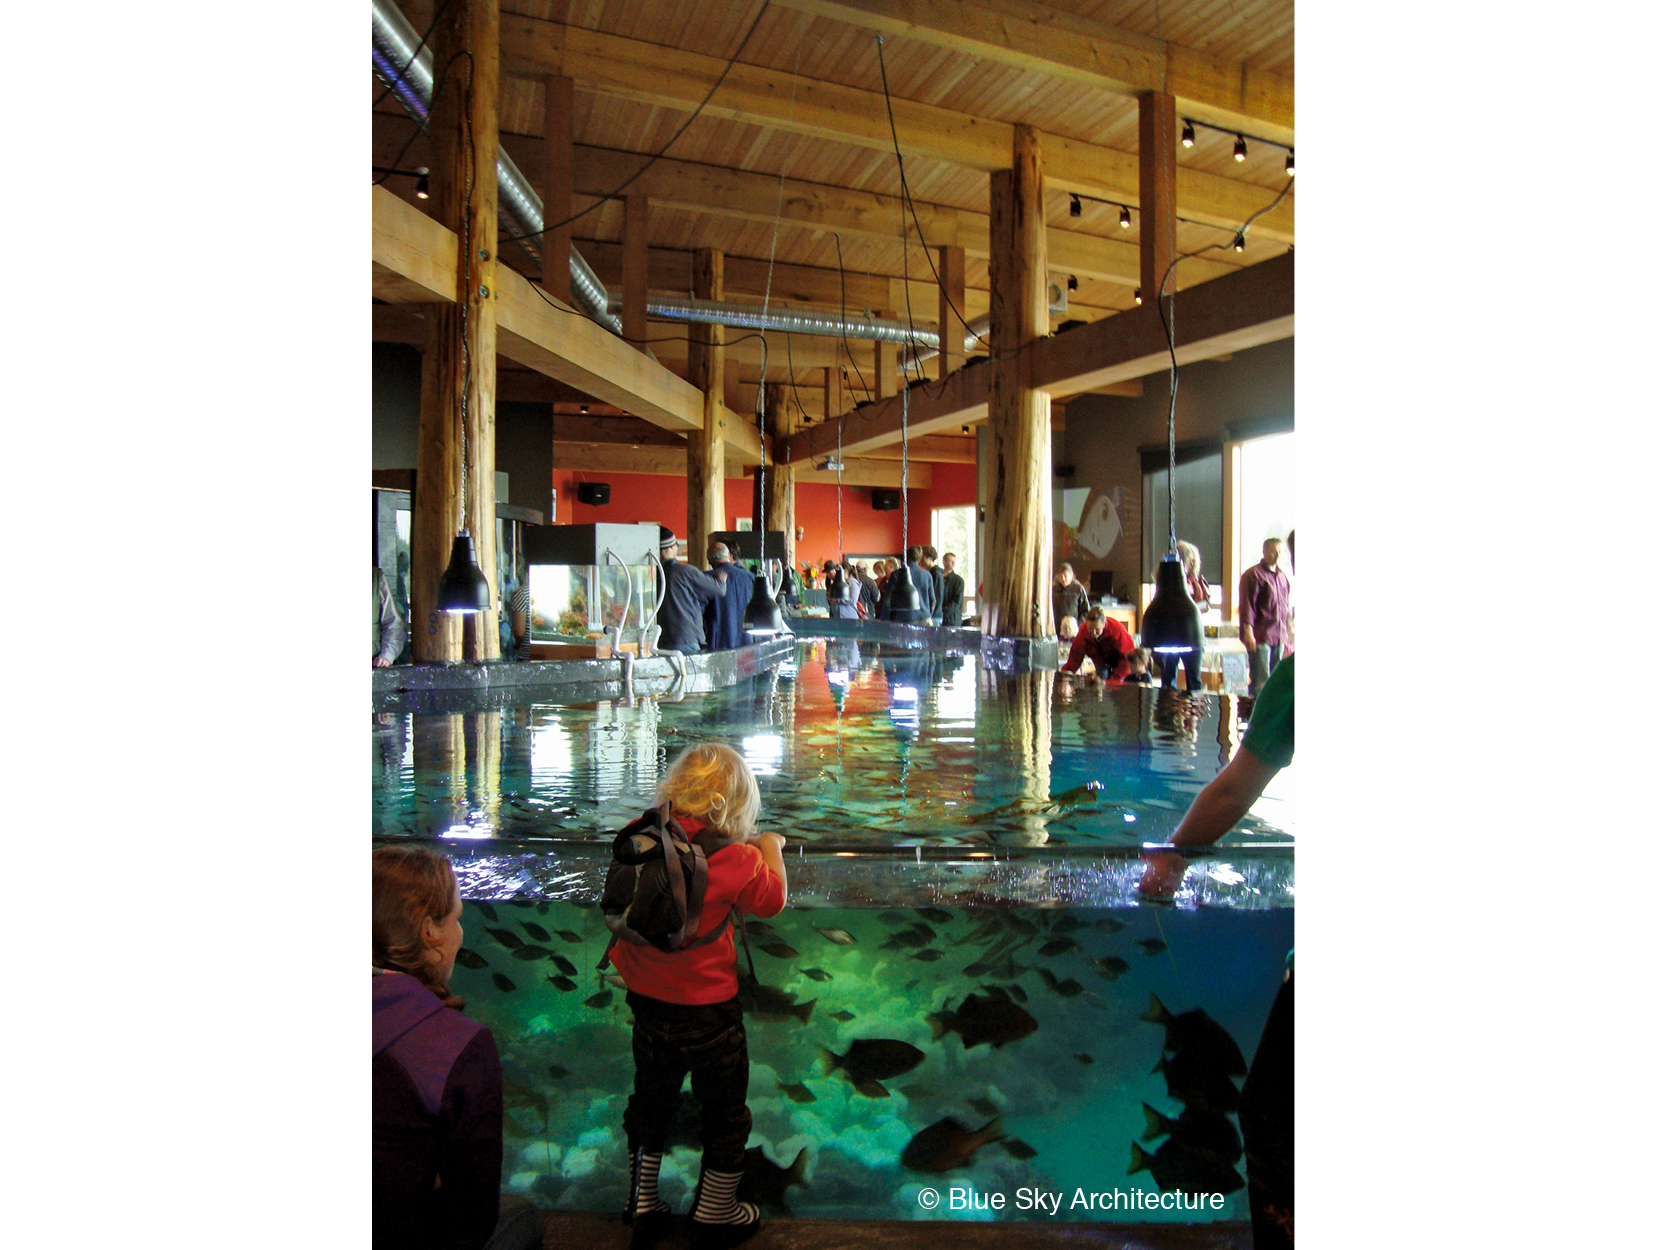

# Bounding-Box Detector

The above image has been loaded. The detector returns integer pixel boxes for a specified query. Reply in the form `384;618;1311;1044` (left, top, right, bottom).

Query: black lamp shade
437;534;492;614
744;572;787;636
1142;556;1204;653
886;568;922;618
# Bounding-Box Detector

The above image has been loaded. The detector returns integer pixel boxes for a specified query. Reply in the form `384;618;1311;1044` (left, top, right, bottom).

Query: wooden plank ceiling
375;0;1293;456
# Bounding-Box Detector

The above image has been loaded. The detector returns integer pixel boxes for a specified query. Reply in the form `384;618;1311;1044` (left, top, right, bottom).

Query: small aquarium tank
523;522;663;648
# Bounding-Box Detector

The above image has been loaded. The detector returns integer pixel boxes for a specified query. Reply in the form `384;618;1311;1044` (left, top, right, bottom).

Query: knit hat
659;525;679;550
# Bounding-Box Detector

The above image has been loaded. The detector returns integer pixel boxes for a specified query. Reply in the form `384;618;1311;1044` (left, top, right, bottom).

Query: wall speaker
576;482;611;506
871;488;901;511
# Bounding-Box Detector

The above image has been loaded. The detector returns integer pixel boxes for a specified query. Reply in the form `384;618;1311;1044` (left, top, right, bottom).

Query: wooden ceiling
374;0;1294;437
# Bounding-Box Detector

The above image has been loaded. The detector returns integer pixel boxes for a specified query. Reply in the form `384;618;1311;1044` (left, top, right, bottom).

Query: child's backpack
597;803;737;958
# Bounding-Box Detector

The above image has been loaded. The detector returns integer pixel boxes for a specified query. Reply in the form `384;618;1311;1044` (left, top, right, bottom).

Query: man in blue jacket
885;545;937;624
655;526;723;654
702;541;754;650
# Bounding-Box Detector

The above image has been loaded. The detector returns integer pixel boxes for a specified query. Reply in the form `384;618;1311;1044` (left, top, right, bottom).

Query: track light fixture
1285;150;1295;176
1069;194;1082;218
1119;205;1131;228
1134;288;1142;305
1181;121;1195;147
415;168;430;199
1067;275;1078;292
1182;117;1293;168
1233;135;1247;162
1233;232;1246;253
374;165;432;200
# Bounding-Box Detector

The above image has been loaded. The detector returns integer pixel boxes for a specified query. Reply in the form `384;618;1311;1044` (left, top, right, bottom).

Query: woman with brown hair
372;846;541;1250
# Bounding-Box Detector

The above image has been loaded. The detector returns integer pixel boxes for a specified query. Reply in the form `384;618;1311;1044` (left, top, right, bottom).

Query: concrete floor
540;1211;1252;1249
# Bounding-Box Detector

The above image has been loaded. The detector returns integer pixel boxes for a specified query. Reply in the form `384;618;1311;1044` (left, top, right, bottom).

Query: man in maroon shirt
1061;606;1137;680
1238;537;1291;697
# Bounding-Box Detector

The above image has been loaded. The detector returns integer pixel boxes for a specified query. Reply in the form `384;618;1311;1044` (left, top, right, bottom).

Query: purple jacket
373;971;503;1250
1238;562;1292;647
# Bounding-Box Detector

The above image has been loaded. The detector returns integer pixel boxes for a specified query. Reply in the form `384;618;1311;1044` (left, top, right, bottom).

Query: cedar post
823;366;839;428
874;340;897;400
541;74;574;304
982;125;1053;639
937;245;966;378
1138;91;1179;305
764;383;795;570
622;193;649;350
686;248;725;565
413;0;500;662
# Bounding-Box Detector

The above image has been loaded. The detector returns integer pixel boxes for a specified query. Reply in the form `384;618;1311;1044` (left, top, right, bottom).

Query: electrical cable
371;0;454;118
833;234;875;404
501;0;771;244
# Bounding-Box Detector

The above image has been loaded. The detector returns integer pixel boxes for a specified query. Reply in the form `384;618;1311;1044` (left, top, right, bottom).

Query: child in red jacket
610;744;788;1250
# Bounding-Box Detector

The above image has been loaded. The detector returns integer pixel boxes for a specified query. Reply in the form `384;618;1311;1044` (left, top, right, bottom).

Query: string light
1069;194;1082;217
1119;205;1131;228
1181;121;1195;148
1233;135;1247;161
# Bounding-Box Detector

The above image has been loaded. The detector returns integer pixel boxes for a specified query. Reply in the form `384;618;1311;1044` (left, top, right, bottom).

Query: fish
879;911;910;924
1005;984;1029;1004
454;948;489;970
901;1117;1006;1174
812;926;857;945
584;990;614;1009
1001;1139;1039;1161
982;985;1012;1002
1142;995;1247;1075
547;1064;570;1080
1051;977;1086;998
521;922;552;942
961;961;992;977
1049;915;1084;933
927;991;1039;1050
1140;1103;1243;1163
535;902;550;916
1129;1139;1244;1196
549;955;578;977
915;908;953;924
485;927;525;950
967;1096;1000;1117
1138;938;1169;956
745;920;778;938
491;973;517;992
798;968;833;983
554;930;583;944
912;949;944;962
1153;1052;1241;1115
737;1145;809;1215
546;975;577;992
1092;918;1128;934
1038;937;1081;957
828;1009;856;1022
880;929;931;950
757;939;799;959
1092;956;1131;980
776;1081;817;1105
1035;967;1059;990
1073;1053;1095;1066
475;903;499;922
511;945;553;961
737;977;817;1024
819;1039;925;1091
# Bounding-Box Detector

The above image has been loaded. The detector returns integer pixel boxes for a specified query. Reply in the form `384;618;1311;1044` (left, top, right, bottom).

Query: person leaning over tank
372;846;542;1250
610;744;788;1250
656;526;725;655
1061;605;1137;680
1053;563;1092;640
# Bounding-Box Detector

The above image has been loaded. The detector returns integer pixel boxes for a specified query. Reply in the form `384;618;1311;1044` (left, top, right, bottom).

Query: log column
937;245;966;378
622;193;649;350
764;383;795;570
1138;91;1179;304
541;74;573;304
413;0;501;662
982;125;1052;639
686;248;725;564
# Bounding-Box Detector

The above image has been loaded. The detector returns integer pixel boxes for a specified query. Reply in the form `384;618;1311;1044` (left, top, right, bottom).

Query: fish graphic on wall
1072;487;1123;559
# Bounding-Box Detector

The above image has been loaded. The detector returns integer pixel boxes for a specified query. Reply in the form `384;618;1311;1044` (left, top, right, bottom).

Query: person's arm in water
1061;628;1089;675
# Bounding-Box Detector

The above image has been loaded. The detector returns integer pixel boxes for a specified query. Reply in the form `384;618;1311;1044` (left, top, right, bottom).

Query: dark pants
1159;648;1202;691
1239;974;1293;1249
623;991;752;1172
1248;643;1284;696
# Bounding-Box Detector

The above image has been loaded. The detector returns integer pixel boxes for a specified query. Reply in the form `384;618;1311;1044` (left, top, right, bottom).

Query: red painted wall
551;461;978;569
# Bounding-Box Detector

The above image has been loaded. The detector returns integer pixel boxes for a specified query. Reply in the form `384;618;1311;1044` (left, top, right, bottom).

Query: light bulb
1181;121;1195;148
1119;205;1131;228
1067;275;1078;292
1133;288;1142;305
415;168;430;199
1069;194;1082;218
1233;135;1247;162
1233;232;1245;253
1285;150;1295;176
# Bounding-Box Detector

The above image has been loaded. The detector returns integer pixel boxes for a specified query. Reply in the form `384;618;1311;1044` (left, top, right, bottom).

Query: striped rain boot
622;1140;673;1250
688;1166;761;1249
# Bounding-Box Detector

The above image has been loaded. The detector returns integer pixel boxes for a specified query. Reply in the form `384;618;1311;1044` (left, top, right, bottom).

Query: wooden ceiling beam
784;252;1293;464
768;0;1294;146
498;11;1293;240
553;442;930;488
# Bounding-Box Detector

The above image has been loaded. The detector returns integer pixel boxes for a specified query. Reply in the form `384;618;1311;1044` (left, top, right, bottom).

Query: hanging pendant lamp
1143;554;1204;654
745;562;787;636
437;533;492;613
886;564;922;618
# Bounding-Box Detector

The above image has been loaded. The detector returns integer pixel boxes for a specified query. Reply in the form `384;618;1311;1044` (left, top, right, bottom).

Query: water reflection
372;641;1294;848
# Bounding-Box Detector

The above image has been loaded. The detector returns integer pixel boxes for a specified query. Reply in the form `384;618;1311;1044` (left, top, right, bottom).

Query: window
931;505;976;620
1142;451;1223;588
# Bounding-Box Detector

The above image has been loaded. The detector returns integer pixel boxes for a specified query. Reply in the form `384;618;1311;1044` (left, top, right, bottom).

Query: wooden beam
874;340;897;400
860;435;977;464
373;190;457;304
984;125;1053;639
551;414;685;447
786;254;1293;463
552;443;929;488
768;0;1294;144
938;245;966;379
687;248;725;563
541;73;573;304
621;193;649;351
498;10;1293;239
764;384;794;570
411;0;502;663
1139;92;1179;305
